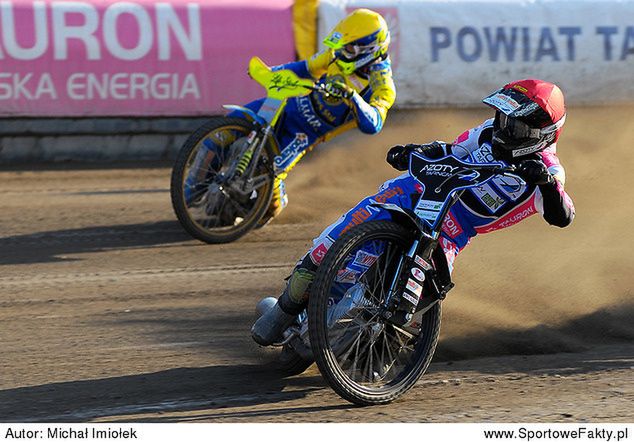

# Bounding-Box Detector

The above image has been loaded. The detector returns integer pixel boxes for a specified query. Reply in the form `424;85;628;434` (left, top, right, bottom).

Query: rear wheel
308;221;442;405
170;117;274;244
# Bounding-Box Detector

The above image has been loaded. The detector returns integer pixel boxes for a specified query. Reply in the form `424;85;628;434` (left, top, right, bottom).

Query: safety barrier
3;0;631;117
0;0;295;117
318;0;634;106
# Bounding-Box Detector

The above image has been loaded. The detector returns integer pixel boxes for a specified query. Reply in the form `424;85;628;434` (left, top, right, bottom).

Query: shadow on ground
0;221;193;266
0;364;328;423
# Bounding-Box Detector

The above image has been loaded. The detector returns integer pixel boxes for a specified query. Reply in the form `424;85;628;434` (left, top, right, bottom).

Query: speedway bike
262;151;518;405
170;57;330;244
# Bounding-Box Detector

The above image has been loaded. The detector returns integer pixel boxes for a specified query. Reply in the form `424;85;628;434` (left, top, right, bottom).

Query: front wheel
170;117;274;244
308;221;442;405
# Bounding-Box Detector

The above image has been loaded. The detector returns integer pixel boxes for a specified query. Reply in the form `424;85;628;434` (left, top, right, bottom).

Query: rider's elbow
352;97;384;134
357;113;384;134
544;211;575;228
358;122;382;134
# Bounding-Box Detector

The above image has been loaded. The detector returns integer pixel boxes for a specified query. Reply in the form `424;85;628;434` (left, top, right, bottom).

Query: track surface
0;108;632;422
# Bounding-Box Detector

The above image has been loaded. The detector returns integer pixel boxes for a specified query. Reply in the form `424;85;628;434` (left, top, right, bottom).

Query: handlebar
303;84;323;92
406;151;518;176
467;163;517;175
304;83;328;95
407;153;523;196
303;83;346;99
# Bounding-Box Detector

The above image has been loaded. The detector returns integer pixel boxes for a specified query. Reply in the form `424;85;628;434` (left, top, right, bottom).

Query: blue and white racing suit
302;119;576;274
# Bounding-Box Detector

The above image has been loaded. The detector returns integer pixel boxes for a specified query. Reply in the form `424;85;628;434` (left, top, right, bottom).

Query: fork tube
430;190;466;238
241;127;272;179
383;239;419;308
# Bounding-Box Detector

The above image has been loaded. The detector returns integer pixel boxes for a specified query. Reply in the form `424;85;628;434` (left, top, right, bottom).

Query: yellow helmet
323;8;390;75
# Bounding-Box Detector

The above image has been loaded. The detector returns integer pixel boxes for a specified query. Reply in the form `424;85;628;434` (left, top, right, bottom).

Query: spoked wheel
309;221;442;405
170;117;274;244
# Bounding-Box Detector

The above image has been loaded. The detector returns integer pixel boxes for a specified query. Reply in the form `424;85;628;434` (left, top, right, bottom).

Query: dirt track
0;108;632;422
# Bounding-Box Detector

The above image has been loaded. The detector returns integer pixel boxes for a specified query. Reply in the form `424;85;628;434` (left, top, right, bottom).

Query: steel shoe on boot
256;178;288;229
251;301;297;346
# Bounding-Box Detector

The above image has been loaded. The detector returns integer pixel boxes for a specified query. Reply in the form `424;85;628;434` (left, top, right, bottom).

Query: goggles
497;112;566;144
341;42;379;59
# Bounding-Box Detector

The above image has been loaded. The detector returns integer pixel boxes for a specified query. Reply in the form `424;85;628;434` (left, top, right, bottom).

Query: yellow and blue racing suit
233;48;396;221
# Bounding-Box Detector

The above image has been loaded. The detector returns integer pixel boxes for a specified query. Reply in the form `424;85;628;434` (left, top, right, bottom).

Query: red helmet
482;79;566;161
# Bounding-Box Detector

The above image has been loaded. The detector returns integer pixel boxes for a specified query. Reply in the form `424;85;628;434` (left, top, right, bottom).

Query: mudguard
223;105;267;126
369;202;426;234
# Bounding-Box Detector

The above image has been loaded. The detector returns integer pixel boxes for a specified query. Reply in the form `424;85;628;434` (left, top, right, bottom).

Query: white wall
319;0;634;106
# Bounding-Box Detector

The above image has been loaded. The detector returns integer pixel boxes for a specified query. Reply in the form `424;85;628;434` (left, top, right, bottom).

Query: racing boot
251;267;314;346
256;177;288;228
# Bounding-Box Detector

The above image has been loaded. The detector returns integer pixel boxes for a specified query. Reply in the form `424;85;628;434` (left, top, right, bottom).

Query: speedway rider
234;8;396;225
252;78;576;346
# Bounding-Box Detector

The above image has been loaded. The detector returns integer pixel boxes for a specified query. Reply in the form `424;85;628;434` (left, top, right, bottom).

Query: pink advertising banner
0;0;295;116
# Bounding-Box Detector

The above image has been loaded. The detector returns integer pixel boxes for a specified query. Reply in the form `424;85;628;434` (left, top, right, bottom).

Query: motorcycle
259;151;517;405
170;57;330;244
